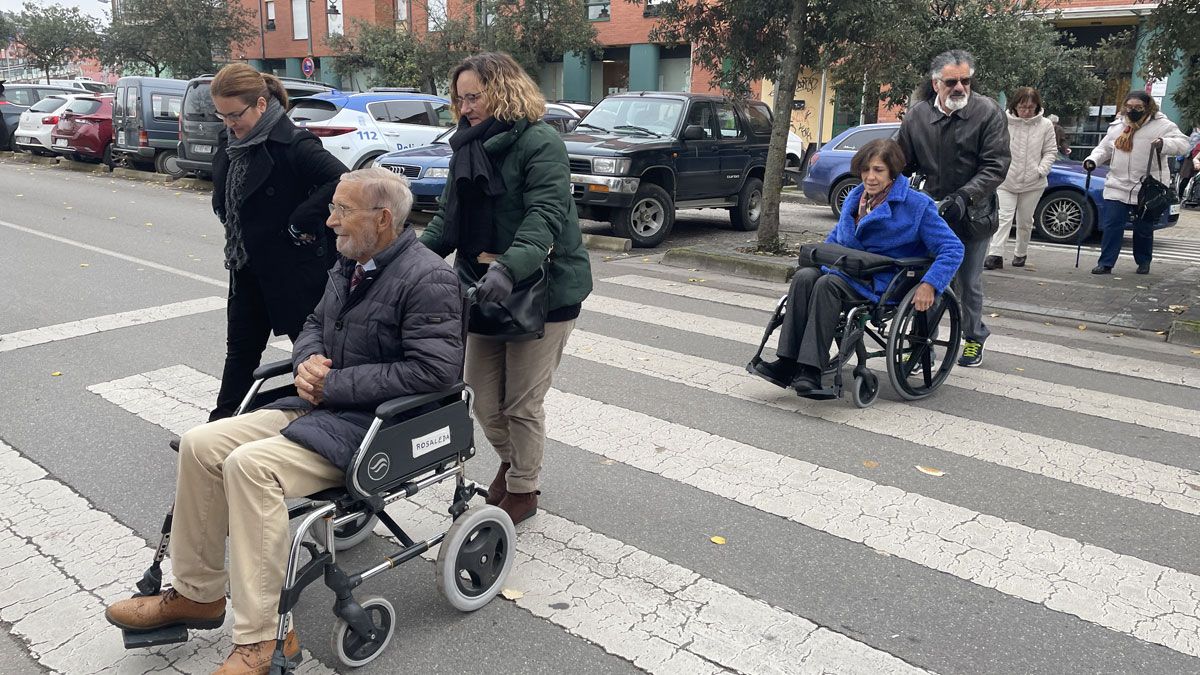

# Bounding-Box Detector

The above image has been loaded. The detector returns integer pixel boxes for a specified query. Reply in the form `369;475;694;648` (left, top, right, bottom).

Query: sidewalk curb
112;167;171;183
582;233;631;252
61;159;110;175
1168;319;1200;346
663;245;797;283
5;152;58;166
170;177;213;191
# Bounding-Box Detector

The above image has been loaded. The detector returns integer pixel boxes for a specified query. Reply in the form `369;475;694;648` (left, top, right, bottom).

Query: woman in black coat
208;64;347;420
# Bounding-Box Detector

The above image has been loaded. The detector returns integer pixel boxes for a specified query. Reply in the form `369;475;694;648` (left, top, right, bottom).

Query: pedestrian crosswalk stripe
600;275;1200;390
564;331;1200;516
0;297;226;353
85;367;934;674
0;440;334;674
538;388;1200;660
583;294;1200;438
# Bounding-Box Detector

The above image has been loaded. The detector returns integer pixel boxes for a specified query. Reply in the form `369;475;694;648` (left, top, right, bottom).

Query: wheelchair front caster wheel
331;597;395;668
312;513;379;552
851;373;879;408
437;504;515;612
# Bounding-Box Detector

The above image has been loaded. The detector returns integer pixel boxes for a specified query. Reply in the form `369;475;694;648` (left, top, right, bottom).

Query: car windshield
434;127;456;144
580;98;683;136
183;83;218;122
64;99;102;115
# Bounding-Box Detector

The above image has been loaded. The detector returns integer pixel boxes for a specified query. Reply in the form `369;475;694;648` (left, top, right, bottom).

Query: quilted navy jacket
268;227;464;469
826;174;964;302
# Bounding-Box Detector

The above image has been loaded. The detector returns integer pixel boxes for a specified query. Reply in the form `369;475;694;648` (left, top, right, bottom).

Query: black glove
288;223;316;245
1082;159;1096;172
937;191;968;225
475;263;514;303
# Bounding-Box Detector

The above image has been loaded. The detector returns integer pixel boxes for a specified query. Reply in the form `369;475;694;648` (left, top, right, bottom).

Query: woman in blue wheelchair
750;139;964;403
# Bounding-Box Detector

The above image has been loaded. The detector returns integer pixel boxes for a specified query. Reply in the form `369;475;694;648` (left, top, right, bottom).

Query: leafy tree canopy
98;0;257;80
1141;0;1200;128
14;2;98;84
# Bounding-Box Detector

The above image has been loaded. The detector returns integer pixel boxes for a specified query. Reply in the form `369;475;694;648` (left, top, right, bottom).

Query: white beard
944;93;970;112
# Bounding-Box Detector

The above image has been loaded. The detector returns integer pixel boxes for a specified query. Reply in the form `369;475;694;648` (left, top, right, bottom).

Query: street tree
13;2;98;84
1140;0;1200;128
98;0;257;80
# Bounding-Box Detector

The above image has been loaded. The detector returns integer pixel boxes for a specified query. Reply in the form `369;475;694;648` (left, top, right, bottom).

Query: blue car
801;122;1177;243
374;104;583;212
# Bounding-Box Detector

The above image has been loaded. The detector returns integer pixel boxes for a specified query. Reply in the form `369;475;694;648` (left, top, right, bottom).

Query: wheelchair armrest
252;359;294;381
375;383;466;422
892;257;934;270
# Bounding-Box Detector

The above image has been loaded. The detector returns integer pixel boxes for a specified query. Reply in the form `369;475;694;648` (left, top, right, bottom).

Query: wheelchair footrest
121;624;190;649
797;386;839;401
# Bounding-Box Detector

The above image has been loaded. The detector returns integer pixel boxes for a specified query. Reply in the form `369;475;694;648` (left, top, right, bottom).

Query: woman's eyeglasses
453;91;485;107
214;103;253;122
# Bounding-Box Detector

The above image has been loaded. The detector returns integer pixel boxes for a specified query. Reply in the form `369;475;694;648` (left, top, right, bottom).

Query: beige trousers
465;319;575;494
169;408;343;644
988;186;1042;259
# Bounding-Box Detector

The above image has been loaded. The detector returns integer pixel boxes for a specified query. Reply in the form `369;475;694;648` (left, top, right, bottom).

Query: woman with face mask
1083;91;1190;275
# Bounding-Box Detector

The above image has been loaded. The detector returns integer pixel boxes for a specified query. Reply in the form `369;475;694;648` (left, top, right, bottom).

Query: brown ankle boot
486;462;510;506
104;588;226;632
498;490;538;525
213;630;301;675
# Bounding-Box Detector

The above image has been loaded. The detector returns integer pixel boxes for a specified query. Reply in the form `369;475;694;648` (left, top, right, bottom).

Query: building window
427;0;447;31
643;0;669;17
395;0;408;23
265;0;276;30
586;0;609;21
291;0;308;40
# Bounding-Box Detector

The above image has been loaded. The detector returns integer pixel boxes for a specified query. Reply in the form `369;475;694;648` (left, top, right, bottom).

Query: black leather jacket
897;93;1011;241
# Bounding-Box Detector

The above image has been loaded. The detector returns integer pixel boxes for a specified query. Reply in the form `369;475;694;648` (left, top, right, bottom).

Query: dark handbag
458;258;549;342
1135;146;1176;221
797;242;900;280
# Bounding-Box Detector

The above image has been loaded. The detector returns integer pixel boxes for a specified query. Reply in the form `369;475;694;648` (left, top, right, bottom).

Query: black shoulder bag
458;257;550;343
1135;146;1176;222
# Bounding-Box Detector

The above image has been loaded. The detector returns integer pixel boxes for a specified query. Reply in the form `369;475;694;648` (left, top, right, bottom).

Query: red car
50;95;115;165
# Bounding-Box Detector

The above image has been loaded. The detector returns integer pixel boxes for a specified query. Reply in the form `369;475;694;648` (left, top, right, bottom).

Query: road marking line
89;366;934;674
0;297;226;353
0;219;227;288
565;330;1200;516
599;274;1200;389
0;440;334;674
583;294;1200;437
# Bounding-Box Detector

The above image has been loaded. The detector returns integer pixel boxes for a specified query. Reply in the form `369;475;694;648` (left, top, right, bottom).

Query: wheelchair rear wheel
331;596;395;668
436;505;515;612
312;513;380;552
886;286;961;400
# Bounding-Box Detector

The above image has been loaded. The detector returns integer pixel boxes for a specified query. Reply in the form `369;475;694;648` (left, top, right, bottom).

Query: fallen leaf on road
1192;350;1200;355
916;465;945;477
1015;367;1025;372
79;263;89;268
107;216;116;220
600;458;616;465
144;222;153;227
710;535;727;545
1077;324;1087;331
1168;305;1188;313
51;372;62;377
641;257;651;262
1136;285;1149;290
687;278;706;283
988;313;1000;318
500;589;524;600
14;194;22;197
1037;282;1046;286
1156;331;1167;335
862;460;880;469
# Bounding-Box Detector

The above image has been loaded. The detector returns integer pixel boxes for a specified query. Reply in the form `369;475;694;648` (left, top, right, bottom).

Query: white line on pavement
0;297;226;353
565;330;1200;517
88;366;935;674
0;219;227;289
599;274;1200;390
582;294;1200;437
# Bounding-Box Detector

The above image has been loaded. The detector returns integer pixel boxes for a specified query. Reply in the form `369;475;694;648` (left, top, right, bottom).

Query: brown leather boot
498;490;538;525
486;462;510;506
213;630;301;675
104;588;226;632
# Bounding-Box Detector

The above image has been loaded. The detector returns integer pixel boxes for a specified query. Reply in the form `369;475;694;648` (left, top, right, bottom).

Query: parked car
111;77;188;176
176;75;336;178
14;93;75;155
555;100;595;117
0;80;89;151
374;104;590;212
49;95;115;165
49;78;112;94
801;122;1179;243
559;91;771;247
287;90;453;170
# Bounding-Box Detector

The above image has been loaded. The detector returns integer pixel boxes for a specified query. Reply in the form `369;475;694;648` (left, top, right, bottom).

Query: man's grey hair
340;167;413;233
929;50;975;79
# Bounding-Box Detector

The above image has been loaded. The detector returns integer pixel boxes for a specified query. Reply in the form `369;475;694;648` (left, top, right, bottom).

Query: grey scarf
222;98;285;271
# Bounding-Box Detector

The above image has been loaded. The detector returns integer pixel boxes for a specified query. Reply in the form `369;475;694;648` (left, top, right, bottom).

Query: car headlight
424;167;450;178
592;157;631;175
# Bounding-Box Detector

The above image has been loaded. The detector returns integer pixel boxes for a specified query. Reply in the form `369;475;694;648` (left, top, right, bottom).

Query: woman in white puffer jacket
986;87;1057;270
1084;90;1190;275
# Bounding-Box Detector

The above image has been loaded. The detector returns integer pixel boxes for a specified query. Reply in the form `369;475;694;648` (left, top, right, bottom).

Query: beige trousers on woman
465;319;575;494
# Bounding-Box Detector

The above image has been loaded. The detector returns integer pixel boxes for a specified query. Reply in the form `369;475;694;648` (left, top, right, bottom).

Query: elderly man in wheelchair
749;139;965;406
105;168;512;674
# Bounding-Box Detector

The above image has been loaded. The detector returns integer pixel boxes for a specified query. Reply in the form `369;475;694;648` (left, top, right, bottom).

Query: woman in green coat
420;52;592;525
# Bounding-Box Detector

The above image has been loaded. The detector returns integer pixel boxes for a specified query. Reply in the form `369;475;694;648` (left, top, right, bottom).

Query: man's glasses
941;77;972;89
453;91;485;107
328;204;385;218
214;102;253;122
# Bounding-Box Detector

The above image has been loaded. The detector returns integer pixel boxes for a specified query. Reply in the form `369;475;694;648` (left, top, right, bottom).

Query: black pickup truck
562;92;772;247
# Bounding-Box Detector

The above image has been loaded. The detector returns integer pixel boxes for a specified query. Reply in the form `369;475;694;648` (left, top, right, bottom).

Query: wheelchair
746;251;962;408
118;360;513;672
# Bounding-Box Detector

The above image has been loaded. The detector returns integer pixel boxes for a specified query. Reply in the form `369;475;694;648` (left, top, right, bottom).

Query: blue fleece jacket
824;174;964;302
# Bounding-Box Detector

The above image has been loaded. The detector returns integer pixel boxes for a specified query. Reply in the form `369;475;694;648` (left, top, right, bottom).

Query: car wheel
1034;190;1092;243
155;150;184;178
830;177;860;218
355;152;384;170
612;183;675;248
729;176;763;231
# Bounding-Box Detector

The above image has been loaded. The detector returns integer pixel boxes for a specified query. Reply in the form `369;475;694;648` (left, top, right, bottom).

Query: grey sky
1;0;109;21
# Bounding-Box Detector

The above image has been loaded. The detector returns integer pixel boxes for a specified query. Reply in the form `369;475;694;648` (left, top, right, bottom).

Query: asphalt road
2;158;1200;674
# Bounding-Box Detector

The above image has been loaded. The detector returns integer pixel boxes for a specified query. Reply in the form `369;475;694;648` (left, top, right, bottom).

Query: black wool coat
212;116;348;335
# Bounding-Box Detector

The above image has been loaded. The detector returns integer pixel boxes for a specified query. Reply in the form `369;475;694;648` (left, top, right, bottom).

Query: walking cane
1076;165;1094;269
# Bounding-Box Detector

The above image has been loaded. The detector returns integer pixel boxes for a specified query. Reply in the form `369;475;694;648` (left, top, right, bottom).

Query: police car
287;88;454;170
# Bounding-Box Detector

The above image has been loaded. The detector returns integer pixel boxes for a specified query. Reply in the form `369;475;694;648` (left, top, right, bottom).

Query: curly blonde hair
449;52;545;124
